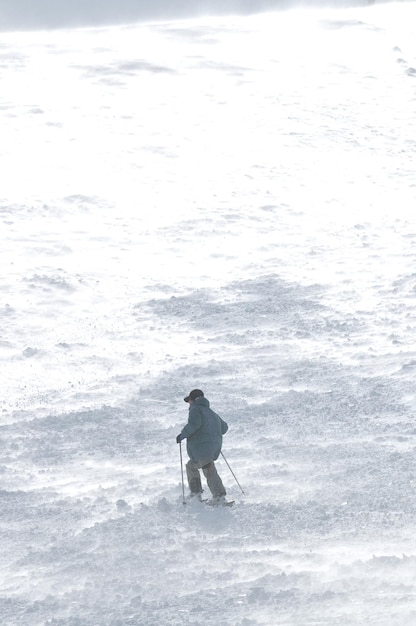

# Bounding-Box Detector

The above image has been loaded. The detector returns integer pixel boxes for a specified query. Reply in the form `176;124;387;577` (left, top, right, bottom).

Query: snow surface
1;3;416;625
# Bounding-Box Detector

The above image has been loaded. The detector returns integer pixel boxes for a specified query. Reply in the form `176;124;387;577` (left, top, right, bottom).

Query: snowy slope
1;3;416;625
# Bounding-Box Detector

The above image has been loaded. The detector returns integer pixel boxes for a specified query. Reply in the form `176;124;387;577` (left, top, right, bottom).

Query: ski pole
179;440;186;505
220;451;245;495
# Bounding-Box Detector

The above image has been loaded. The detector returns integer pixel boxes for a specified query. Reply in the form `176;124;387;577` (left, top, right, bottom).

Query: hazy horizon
0;0;366;31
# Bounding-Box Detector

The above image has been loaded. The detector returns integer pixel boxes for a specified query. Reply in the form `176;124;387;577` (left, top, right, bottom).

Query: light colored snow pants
186;458;226;497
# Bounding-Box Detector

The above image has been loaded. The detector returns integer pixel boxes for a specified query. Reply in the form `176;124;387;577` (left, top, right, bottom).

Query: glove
176;434;183;444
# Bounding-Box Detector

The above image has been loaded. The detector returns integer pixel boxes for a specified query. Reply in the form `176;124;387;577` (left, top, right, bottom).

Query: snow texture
1;3;416;625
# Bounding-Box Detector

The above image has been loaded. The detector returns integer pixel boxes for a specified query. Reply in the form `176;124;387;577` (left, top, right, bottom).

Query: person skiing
176;389;228;503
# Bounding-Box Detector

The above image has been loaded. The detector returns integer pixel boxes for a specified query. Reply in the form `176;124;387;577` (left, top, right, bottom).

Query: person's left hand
176;434;182;444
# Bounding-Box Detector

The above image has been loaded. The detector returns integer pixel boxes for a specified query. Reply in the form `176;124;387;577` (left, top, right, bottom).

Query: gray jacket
180;397;228;462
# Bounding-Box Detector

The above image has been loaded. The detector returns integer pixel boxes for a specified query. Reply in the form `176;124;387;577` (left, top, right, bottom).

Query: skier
176;389;228;503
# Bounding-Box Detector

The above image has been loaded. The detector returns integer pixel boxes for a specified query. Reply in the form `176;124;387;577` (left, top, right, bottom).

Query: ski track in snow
1;3;416;625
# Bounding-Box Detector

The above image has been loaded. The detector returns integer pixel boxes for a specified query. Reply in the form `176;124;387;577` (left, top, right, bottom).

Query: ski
181;496;235;507
205;499;235;507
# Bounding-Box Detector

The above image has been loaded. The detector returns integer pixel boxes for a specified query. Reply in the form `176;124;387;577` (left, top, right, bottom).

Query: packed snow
1;2;416;625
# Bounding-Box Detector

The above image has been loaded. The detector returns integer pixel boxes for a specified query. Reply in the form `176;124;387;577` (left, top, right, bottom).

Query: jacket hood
193;397;209;408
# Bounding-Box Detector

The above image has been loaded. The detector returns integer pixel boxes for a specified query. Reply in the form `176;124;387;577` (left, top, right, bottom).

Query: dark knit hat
184;389;204;403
